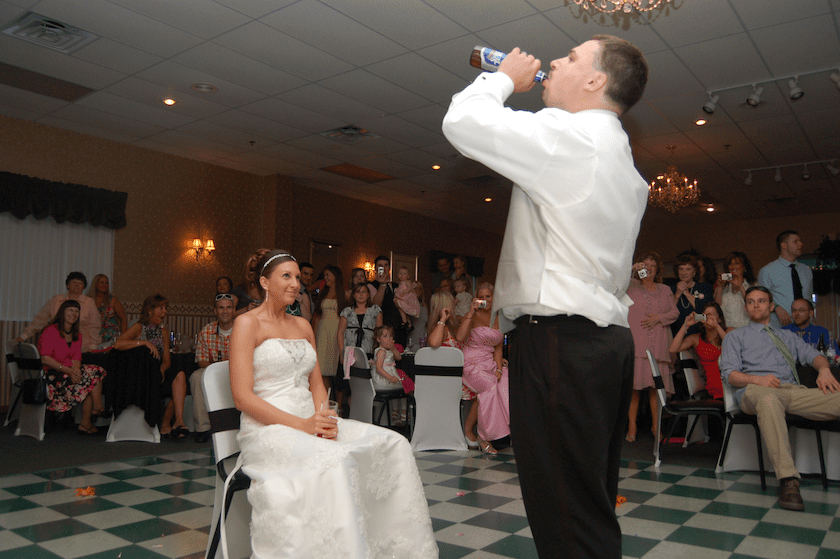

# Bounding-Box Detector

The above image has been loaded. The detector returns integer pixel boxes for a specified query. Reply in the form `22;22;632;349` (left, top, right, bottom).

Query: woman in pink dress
626;252;679;442
456;283;510;455
669;302;732;399
37;300;107;434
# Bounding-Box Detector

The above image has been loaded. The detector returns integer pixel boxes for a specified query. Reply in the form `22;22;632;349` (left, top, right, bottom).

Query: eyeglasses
215;293;233;301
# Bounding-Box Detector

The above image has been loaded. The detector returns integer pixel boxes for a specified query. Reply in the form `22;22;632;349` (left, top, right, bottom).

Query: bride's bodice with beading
240;338;316;435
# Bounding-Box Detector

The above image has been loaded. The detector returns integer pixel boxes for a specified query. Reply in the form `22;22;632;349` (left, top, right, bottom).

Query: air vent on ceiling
2;12;97;54
319;125;380;144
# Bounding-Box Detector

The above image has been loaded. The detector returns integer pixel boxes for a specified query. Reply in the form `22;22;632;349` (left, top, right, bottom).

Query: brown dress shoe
778;477;805;511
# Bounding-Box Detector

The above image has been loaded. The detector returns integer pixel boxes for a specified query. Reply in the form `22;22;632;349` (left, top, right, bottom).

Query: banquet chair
411;346;467;452
648;350;724;468
716;374;769;489
4;340;46;440
348;347;375;424
680;350;712;447
201;360;251;559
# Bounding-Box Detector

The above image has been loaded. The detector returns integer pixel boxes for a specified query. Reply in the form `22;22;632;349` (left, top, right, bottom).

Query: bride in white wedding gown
229;250;438;559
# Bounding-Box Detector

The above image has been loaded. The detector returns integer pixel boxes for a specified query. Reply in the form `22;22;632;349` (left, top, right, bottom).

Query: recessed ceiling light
191;83;218;93
695;117;706;126
431;164;441;170
162;98;177;106
484;197;492;202
705;205;715;212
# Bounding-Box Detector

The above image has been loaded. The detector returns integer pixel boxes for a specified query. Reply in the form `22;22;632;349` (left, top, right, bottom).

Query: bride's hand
306;409;338;439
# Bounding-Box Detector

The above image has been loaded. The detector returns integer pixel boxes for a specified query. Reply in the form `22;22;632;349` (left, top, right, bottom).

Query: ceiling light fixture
648;145;700;213
787;77;804;100
694;117;707;126
572;0;672;14
162;98;177;106
747;85;763;106
743;159;840;182
702;93;719;114
191;83;218;93
484;197;492;202
431;165;441;170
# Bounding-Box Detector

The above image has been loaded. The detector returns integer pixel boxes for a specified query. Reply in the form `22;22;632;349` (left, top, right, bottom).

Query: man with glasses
189;293;235;443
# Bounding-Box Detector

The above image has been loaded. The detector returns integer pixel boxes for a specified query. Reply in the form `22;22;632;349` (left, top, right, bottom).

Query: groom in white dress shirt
443;36;648;558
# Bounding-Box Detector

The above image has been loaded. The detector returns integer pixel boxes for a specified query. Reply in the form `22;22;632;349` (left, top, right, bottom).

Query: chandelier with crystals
573;0;673;14
648;146;700;213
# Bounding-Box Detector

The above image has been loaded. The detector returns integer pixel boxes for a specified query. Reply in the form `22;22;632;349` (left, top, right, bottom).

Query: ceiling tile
75;91;195;128
214;21;354;82
213;0;298;19
136;60;267;108
731;0;832;29
365;53;468;104
205;109;309;143
0;82;68;114
647;0;743;48
175;119;279;151
749;15;840;77
640;49;704;101
103;76;231;119
318;69;430;114
674;33;771;92
173;42;306;96
255;143;341;169
50;103;167;138
37;114;142;144
356;115;445;149
276;84;383;123
239;97;344;133
72;38;162;75
260;0;407;66
106;0;251;39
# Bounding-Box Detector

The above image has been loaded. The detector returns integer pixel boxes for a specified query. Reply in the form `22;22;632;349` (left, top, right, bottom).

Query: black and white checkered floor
2;446;840;558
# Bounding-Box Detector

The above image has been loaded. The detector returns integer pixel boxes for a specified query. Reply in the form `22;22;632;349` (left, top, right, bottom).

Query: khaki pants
741;384;840;479
188;367;210;433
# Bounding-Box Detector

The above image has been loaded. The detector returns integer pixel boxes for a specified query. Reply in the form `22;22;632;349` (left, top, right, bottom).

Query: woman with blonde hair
427;291;460;349
88;274;127;345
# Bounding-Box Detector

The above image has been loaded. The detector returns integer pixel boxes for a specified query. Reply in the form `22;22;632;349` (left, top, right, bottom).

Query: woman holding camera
669;302;732;400
714;251;755;329
456;283;509;455
626;253;679;442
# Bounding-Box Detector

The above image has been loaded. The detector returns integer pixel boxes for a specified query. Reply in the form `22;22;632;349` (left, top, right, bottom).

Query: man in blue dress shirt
783;298;839;354
720;286;839;511
757;230;813;328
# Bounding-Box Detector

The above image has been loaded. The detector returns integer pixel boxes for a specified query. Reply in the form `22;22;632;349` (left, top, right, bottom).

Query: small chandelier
573;0;672;14
648;146;699;213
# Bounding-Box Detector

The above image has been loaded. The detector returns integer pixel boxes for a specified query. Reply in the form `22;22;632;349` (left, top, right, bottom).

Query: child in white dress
453;276;473;317
393;266;420;329
373;325;407;424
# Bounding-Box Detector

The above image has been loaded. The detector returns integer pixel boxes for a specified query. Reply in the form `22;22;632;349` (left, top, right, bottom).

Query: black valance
0;171;127;229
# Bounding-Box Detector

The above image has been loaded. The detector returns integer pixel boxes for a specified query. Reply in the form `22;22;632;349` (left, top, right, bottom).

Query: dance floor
1;446;840;558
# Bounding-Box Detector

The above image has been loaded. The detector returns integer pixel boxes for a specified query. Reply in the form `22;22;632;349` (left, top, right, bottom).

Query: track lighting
774;168;782;182
801;164;810;180
744;172;753;186
747;85;763;107
702;93;719;114
831;72;840;91
828;162;840;176
743;159;839;183
788;77;804;100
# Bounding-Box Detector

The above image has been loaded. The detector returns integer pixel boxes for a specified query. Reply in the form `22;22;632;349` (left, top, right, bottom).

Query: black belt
513;314;568;325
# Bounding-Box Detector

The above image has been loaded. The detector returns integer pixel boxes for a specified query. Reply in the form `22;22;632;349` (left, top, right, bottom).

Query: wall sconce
363;261;375;280
192;238;215;261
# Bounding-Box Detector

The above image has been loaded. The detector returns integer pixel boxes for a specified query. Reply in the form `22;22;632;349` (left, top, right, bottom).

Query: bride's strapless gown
237;339;438;559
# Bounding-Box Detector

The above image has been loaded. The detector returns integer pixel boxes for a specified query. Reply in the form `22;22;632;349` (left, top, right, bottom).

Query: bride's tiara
260;253;296;276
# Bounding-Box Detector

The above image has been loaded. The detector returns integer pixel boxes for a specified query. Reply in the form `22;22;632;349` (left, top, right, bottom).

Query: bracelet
437;321;445;325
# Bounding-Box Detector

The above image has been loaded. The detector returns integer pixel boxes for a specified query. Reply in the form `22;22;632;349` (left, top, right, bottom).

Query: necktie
790;263;803;301
764;325;800;384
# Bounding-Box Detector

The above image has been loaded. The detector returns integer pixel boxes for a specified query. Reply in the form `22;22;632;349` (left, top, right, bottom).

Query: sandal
625;433;636;443
479;439;498;455
77;424;98;436
91;407;112;420
172;426;190;439
465;433;480;448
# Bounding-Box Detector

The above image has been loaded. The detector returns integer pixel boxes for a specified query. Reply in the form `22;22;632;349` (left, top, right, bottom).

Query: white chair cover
202;361;252;559
411;346;467;452
347;347;375;424
6;341;46;441
106;405;160;443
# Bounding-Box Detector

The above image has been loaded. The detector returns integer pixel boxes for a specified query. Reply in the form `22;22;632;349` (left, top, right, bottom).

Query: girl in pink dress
456;283;510;455
393;266;421;329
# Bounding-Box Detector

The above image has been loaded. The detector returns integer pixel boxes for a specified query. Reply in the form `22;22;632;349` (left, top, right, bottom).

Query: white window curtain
0;213;114;321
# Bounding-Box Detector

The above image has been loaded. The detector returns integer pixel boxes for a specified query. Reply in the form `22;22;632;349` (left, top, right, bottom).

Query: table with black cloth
99;349;198;428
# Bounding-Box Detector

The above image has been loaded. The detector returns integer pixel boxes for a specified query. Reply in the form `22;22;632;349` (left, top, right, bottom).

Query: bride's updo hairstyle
255;249;297;299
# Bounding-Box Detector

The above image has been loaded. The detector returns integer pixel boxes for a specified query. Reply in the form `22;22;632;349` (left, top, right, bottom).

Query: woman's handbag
397;370;415;394
22;371;48;405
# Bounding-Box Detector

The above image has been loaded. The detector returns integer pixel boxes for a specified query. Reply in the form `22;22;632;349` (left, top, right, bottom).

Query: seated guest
189;293;235;443
671;254;713;337
670;302;733;399
783;298;839;353
714;251;755;329
114;294;190;439
407;281;429;352
17;272;101;352
372;325;407;423
37;300;107;434
216;276;239;309
427;291;460;349
456;283;510;455
88;274;127;346
720;286;840;511
232;249;269;318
